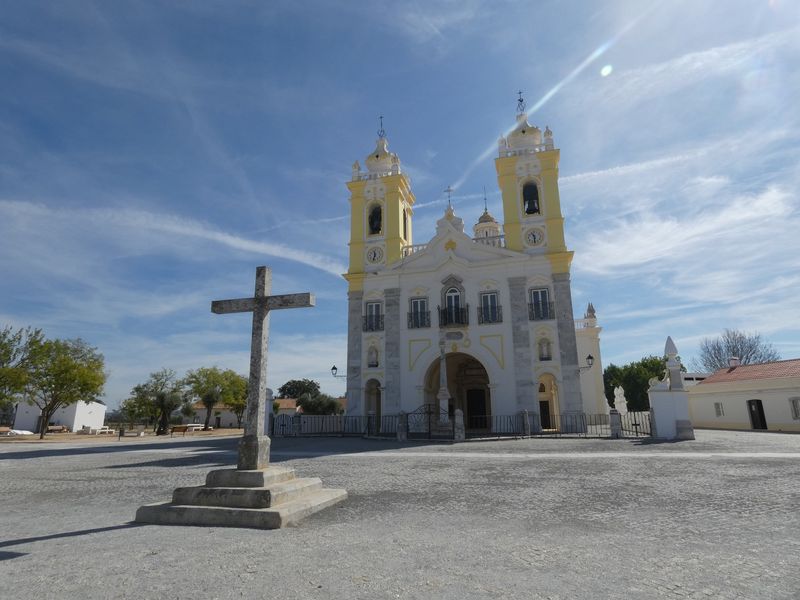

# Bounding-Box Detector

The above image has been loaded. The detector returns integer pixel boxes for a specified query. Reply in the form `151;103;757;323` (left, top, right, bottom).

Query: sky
1;0;799;408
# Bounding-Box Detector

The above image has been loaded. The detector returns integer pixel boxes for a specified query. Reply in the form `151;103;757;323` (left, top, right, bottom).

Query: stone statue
613;386;628;415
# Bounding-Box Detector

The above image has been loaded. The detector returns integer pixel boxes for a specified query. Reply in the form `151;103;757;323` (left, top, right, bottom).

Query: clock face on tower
366;246;384;263
525;228;545;247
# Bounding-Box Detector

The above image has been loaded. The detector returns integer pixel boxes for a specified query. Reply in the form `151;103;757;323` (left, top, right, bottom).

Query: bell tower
494;94;572;275
344;121;415;293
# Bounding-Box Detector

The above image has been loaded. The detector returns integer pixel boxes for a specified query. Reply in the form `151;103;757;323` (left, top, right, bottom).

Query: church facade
342;108;606;428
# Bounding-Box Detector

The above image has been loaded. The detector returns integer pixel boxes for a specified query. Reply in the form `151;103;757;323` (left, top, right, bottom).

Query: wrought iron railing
407;311;431;329
438;305;469;327
362;315;384;332
477;305;503;324
528;301;555;321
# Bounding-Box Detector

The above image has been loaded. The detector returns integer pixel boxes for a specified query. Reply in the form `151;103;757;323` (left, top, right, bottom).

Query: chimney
728;357;740;368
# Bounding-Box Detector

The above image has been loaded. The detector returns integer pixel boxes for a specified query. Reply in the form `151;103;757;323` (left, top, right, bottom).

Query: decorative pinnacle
444;185;454;208
516;90;526;114
483;186;488;211
377;115;386;139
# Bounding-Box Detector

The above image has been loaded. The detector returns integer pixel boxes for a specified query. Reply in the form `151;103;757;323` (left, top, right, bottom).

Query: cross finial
517;90;526;114
377;115;386;139
444;185;454;208
483;186;488;212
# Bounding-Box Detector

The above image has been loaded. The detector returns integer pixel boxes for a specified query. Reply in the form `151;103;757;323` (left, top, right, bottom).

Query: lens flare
601;64;613;77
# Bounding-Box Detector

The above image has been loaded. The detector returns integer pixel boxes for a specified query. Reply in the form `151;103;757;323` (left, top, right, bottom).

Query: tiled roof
698;358;800;384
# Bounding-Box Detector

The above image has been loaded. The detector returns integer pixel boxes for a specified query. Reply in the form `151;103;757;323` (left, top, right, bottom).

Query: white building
14;401;106;433
688;358;800;432
342;104;605;429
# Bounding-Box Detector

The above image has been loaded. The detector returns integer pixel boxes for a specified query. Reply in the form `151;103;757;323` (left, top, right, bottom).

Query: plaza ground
0;430;798;600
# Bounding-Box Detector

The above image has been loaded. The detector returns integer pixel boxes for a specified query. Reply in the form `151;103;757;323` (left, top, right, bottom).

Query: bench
91;426;115;435
0;426;11;436
171;425;190;437
47;425;69;433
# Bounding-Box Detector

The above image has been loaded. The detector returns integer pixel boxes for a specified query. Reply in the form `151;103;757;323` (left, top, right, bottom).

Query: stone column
436;341;451;424
238;267;271;470
609;409;622;439
397;411;407;442
346;290;364;416
454;408;465;441
521;410;531;436
507;277;537;411
552;272;583;416
384;288;402;412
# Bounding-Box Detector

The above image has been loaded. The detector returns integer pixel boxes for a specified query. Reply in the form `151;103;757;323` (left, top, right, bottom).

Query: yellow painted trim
479;334;505;369
408;338;432;371
546;251;573;274
444;239;457;251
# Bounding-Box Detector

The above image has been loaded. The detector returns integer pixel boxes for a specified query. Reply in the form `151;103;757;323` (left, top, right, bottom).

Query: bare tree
691;329;781;373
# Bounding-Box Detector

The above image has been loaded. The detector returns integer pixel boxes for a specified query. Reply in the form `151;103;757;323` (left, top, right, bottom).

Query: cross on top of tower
444;185;454;208
377;115;386;139
517;90;526;114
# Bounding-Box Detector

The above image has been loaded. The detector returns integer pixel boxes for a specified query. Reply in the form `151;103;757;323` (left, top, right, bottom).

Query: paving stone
0;429;798;599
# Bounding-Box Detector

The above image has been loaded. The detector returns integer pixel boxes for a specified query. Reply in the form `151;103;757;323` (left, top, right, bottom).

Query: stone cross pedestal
135;266;347;529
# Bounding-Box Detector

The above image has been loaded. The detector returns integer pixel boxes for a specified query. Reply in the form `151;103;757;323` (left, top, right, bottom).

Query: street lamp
579;354;595;371
331;365;347;379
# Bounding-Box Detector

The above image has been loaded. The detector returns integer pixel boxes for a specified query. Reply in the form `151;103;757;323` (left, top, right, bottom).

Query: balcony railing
528;302;555;321
438;305;469;327
363;315;384;332
477;305;503;324
472;235;506;248
407;311;431;329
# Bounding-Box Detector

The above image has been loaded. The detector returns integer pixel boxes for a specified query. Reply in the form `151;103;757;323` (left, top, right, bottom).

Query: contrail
450;7;658;191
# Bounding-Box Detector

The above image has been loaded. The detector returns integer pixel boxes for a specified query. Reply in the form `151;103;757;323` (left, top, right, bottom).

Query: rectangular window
478;292;501;324
790;397;800;420
714;402;724;417
408;297;430;328
364;302;383;331
528;288;553;320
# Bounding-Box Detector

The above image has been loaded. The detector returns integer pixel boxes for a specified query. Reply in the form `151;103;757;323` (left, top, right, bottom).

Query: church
342;103;607;430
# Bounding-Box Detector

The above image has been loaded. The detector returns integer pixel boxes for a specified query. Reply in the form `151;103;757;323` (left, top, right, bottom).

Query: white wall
689;379;800;432
13;401;106;432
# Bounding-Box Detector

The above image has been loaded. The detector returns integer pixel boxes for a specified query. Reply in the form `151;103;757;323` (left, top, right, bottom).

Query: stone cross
212;266;314;470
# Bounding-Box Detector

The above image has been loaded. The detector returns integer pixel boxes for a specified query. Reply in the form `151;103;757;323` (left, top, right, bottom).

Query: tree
222;371;248;427
603;356;667;412
123;369;182;433
22;338;106;438
296;392;343;415
691;329;780;373
183;367;246;430
277;378;320;399
0;326;44;416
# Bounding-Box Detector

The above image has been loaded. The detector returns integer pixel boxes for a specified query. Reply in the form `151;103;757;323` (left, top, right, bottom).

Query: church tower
343;126;416;414
494;95;583;416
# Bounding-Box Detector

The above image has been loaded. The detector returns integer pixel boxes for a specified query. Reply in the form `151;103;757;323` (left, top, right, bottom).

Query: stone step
135;488;348;529
205;466;295;488
172;477;323;509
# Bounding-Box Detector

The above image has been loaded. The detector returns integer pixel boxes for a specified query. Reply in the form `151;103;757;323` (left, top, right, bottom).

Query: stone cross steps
135;465;347;529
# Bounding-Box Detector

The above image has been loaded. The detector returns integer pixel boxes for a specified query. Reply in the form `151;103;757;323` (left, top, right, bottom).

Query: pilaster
383;287;402;412
552;272;583;414
508;276;537;411
346;290;363;415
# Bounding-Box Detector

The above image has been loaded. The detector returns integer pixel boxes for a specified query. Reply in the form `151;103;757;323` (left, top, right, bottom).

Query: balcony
363;315;384;332
477;305;503;324
528;302;555;321
438;305;469;328
407;311;431;329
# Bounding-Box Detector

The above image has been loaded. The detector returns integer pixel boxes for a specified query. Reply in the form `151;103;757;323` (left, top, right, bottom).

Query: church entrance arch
538;374;560;430
423;353;491;429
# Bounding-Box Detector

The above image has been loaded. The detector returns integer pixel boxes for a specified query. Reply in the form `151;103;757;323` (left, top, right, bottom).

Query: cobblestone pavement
1;430;798;600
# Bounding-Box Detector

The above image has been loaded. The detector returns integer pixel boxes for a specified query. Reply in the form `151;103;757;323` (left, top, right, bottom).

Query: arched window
445;287;461;312
368;205;382;235
523;182;540;215
539;382;546;393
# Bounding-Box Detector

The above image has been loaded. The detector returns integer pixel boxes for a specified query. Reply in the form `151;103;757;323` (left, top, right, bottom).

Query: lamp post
579;354;595;372
331;365;347;379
